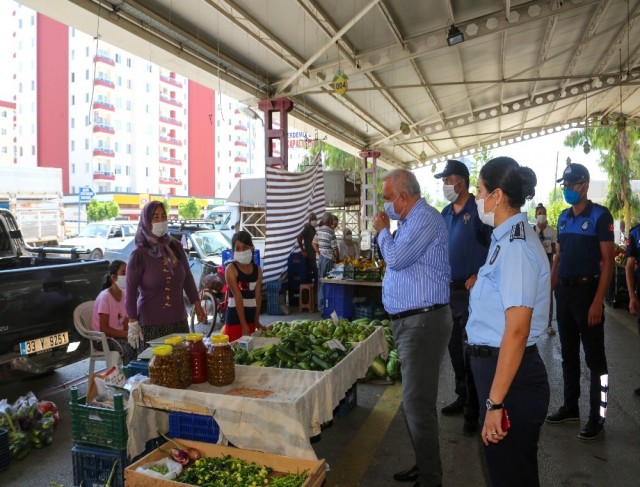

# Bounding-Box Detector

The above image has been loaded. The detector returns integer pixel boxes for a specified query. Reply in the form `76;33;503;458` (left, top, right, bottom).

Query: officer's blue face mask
562;182;585;205
384;193;403;220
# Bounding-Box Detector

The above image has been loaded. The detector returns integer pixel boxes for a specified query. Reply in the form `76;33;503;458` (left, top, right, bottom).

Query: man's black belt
465;343;538;358
559;275;599;287
389;303;447;320
450;280;467;290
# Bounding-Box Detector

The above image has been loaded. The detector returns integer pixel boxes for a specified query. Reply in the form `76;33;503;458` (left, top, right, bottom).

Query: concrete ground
1;304;638;486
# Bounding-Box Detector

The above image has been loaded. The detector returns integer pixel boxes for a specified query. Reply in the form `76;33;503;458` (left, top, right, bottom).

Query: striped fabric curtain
262;157;325;283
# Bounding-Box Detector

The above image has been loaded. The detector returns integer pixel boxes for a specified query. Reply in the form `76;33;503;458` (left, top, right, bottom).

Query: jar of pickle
186;333;207;384
149;345;181;389
164;336;192;389
206;334;235;386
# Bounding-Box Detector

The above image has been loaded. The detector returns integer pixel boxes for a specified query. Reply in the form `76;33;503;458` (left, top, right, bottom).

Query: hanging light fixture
583;95;591;154
447;25;464;46
419;149;427;163
400;122;411;136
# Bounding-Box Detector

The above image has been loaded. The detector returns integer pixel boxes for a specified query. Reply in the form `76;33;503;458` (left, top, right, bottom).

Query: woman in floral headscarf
125;201;206;348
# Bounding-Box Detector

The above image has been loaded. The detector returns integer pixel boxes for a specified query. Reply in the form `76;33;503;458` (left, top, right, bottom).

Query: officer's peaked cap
556;163;590;183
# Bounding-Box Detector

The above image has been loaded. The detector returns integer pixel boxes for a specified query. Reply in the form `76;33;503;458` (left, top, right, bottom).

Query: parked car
0;209;108;381
60;220;137;260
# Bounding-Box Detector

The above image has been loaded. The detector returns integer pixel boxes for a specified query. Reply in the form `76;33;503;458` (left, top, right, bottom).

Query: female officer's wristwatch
486;399;504;410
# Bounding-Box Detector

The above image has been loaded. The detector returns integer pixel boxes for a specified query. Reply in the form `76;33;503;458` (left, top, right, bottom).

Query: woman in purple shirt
126;201;206;347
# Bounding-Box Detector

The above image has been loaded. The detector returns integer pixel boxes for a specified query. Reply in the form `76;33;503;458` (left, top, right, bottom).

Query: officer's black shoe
463;418;479;437
577;419;604;441
545;405;580;424
634;387;640;396
441;396;464;416
393;465;418;482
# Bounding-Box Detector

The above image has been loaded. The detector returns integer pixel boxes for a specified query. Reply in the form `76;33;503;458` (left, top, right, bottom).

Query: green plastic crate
70;387;128;450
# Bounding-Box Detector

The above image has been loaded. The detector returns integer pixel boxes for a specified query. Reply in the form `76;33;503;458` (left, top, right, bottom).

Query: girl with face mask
533;203;558;336
92;260;137;365
222;230;265;341
125;200;206;349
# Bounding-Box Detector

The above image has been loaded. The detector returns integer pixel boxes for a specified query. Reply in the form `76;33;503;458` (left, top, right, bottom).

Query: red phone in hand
502;408;511;431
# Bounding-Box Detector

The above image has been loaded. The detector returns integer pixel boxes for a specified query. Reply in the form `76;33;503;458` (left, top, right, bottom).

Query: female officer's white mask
476;191;498;227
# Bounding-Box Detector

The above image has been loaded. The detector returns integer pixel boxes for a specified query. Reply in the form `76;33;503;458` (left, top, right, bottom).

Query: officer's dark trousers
471;351;549;487
555;281;608;421
448;286;479;420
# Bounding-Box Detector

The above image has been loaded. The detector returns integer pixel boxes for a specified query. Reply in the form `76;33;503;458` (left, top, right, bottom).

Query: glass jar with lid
164;336;192;389
186;333;207;384
206;334;235;386
149;344;181;389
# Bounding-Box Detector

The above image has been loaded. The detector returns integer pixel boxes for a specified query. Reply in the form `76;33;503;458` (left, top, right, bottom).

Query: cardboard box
125;439;326;487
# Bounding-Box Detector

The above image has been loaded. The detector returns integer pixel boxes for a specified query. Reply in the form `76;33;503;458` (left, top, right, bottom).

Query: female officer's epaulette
509;221;526;241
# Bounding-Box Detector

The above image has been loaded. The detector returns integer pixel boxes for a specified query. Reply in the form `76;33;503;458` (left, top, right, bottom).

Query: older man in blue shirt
375;168;452;487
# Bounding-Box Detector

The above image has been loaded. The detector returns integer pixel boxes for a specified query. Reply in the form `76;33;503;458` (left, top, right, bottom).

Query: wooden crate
124;439;326;487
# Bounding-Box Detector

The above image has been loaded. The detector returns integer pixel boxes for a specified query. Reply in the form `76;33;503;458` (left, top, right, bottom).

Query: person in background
534;203;558;336
623;222;640;397
222;230;265;341
313;212;339;309
297;212;318;287
466;156;550;487
92;259;137;365
545;163;614;442
435;159;492;436
126;200;206;348
374;168;451;487
338;228;360;260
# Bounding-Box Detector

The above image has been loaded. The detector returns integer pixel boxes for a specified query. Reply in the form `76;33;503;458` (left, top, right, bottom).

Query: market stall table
127;326;387;460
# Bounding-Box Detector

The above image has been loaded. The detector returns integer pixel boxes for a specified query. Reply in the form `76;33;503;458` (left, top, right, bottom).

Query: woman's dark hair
232;230;253;249
479;156;537;208
535;203;546;215
102;259;125;290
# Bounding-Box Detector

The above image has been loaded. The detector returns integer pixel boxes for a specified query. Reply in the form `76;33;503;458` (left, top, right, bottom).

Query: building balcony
159;136;183;146
93;124;115;134
159;95;183;107
93;148;115;157
159;176;182;185
159;115;183;127
234;156;248;163
234;141;248;147
93;101;115;112
160;74;183;88
159;156;182;166
94;54;115;66
234;124;248;131
93;171;115;181
94;77;115;89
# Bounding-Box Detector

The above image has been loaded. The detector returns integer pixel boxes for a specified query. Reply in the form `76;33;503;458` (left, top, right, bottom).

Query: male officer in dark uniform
435;160;492;435
624;223;640;396
546;163;614;441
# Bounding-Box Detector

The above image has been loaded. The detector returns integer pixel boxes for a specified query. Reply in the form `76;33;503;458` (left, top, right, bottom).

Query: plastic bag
13;391;42;431
136;457;183;479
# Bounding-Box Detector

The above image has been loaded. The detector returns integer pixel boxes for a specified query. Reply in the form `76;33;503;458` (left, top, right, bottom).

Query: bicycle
189;266;228;337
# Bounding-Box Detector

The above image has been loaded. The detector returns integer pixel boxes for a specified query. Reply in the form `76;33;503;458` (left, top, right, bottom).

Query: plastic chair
73;300;121;377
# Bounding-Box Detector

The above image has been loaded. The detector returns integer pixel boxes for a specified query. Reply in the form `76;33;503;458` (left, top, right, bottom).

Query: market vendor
222;230;266;341
338;228;360;260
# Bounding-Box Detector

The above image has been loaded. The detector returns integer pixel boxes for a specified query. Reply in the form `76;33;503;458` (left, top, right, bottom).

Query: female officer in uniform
466;157;550;487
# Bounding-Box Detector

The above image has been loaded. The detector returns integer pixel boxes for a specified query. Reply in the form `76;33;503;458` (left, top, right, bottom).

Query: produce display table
127;327;387;461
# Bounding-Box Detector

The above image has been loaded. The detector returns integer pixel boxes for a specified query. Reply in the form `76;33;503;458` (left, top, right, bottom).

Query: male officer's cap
434;159;469;179
556;163;590;183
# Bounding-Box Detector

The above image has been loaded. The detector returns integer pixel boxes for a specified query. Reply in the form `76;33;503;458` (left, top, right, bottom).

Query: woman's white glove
127;321;143;349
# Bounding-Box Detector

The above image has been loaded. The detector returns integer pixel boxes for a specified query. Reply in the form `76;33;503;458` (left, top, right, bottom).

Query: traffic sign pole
78;186;96;234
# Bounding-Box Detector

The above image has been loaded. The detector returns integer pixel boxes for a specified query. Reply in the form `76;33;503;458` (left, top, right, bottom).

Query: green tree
86;199;119;222
178;198;202;219
564;126;640;232
470;147;493;191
